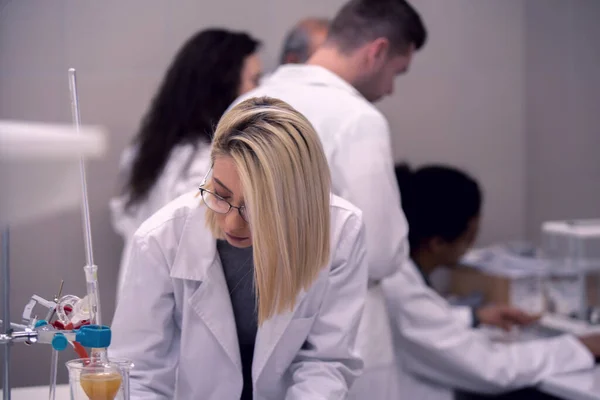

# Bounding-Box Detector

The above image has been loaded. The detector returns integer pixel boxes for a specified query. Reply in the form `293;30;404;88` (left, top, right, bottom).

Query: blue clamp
75;325;111;348
52;333;68;351
34;320;48;328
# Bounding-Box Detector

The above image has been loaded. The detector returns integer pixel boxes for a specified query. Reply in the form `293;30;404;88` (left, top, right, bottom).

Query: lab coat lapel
170;204;241;371
188;257;241;371
252;288;308;381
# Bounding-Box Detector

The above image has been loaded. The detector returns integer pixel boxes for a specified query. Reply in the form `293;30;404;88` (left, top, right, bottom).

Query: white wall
382;0;527;245
525;0;600;240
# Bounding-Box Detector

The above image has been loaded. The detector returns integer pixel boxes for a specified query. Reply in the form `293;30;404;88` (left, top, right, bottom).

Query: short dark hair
395;164;482;249
125;29;260;208
328;0;427;54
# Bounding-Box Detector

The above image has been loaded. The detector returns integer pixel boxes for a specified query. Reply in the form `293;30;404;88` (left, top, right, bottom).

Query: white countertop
539;366;600;400
11;384;70;399
10;315;600;400
9;369;600;400
12;374;600;400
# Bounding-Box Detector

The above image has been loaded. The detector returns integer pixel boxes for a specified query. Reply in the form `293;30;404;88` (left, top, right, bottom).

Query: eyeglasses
199;187;250;223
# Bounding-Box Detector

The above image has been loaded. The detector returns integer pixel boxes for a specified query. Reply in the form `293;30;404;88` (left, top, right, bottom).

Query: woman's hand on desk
476;305;540;331
579;335;600;356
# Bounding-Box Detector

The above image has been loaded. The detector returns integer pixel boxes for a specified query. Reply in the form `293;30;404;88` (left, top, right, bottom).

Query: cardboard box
450;266;510;305
450;266;600;315
449;266;546;314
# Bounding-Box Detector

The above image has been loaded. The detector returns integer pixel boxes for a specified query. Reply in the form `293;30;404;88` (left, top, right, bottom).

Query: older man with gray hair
280;17;329;64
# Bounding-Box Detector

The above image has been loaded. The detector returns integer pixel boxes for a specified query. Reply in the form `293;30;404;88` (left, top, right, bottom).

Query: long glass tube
48;349;58;400
68;68;102;328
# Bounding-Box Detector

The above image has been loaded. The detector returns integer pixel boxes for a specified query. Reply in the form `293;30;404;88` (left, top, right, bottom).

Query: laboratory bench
9;316;600;400
9;368;600;400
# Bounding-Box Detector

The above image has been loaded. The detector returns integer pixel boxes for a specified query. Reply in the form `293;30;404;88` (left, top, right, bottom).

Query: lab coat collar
268;64;364;99
170;201;216;281
169;200;309;381
412;258;433;288
169;203;243;369
188;252;243;372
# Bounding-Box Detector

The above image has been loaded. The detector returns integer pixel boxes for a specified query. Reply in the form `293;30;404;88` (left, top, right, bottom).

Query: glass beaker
66;358;133;400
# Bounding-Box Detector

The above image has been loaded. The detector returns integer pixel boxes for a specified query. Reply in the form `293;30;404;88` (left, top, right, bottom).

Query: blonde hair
206;97;331;324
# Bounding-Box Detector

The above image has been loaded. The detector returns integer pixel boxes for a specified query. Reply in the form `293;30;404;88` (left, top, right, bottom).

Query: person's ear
284;53;300;64
429;236;448;254
364;38;390;69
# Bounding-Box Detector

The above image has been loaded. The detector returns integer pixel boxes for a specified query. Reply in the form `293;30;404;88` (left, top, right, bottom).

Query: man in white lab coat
233;0;427;397
386;164;600;400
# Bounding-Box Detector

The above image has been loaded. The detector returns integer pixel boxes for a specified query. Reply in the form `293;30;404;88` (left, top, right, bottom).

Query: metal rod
0;330;37;345
0;321;27;331
2;226;11;400
68;68;94;268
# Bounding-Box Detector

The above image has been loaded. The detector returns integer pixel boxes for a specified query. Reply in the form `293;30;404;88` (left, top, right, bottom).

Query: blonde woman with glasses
110;97;368;399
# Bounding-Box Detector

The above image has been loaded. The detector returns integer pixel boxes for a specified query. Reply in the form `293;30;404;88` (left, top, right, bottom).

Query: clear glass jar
66;358;133;400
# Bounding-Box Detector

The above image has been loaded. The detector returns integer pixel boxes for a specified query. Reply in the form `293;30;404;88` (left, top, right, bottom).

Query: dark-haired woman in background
110;29;262;297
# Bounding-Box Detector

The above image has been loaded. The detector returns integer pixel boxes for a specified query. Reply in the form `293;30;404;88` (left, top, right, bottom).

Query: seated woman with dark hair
396;164;482;289
383;164;600;400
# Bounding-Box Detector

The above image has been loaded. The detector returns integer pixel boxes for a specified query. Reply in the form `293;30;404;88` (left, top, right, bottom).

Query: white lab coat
109;142;211;297
233;65;407;399
382;259;595;400
109;192;368;400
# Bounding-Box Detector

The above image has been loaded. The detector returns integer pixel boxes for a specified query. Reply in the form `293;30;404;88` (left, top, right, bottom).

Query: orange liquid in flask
80;372;122;400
